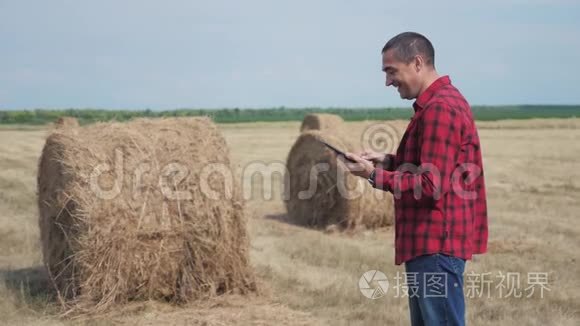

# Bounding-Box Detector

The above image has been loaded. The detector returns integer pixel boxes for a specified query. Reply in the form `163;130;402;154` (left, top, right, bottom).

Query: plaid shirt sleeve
374;103;460;197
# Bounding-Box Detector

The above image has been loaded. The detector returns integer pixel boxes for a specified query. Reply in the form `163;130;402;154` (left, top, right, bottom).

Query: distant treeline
0;105;579;125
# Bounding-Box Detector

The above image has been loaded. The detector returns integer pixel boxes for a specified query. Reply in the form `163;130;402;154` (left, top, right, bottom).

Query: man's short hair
382;32;435;67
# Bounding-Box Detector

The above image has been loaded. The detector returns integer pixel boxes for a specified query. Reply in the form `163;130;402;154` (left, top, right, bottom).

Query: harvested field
0;118;579;325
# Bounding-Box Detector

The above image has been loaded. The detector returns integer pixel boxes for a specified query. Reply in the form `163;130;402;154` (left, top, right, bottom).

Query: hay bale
37;117;256;312
284;130;394;229
299;114;344;133
55;117;79;129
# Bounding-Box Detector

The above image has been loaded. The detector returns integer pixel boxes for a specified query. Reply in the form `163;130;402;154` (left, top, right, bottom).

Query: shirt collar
413;75;451;113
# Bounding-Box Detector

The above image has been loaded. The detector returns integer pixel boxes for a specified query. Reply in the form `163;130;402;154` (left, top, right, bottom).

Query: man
344;32;488;325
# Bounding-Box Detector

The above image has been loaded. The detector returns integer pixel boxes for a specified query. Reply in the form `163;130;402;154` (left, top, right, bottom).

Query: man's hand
359;151;387;166
342;152;375;179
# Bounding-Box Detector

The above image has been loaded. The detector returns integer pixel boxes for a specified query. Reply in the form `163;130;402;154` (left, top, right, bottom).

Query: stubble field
0;118;579;325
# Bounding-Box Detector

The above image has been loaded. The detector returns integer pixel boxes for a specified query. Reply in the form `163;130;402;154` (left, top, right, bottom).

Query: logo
359;270;389;299
361;122;400;155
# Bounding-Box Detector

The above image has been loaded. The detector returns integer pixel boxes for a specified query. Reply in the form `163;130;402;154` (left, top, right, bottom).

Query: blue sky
1;0;579;109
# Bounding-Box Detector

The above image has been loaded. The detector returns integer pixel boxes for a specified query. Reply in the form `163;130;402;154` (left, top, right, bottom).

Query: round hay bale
37;117;256;312
299;113;344;133
284;130;394;229
55;117;79;129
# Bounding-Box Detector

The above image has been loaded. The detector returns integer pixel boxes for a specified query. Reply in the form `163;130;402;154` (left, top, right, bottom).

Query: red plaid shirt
375;76;488;265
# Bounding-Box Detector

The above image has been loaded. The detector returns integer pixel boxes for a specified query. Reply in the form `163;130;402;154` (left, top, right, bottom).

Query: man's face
382;49;421;100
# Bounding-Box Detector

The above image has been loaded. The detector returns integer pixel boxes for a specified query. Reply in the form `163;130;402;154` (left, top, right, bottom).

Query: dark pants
404;253;466;326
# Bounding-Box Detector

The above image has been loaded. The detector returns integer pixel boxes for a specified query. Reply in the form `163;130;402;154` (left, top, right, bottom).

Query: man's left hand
342;152;375;179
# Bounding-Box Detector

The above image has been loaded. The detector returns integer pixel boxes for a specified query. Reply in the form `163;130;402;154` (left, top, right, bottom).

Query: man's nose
385;77;394;87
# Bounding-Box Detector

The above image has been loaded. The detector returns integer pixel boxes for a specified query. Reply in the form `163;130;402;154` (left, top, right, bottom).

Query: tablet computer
320;140;357;163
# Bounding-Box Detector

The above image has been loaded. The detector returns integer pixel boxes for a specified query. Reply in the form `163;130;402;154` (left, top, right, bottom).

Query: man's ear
414;55;424;72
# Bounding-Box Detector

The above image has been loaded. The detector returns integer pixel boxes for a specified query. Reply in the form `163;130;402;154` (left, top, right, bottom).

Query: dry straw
299;113;344;133
55;117;79;129
284;130;394;230
37;117;256;314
